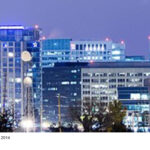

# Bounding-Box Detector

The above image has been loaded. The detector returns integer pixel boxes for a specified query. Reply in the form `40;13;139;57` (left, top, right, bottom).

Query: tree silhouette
0;110;14;132
69;100;129;132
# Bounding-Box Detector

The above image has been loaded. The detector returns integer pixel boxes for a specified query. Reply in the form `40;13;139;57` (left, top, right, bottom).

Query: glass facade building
42;39;71;67
0;25;41;129
42;62;88;124
42;39;125;68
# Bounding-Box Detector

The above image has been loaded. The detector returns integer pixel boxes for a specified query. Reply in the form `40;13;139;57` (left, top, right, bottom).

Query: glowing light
33;42;37;48
3;43;7;48
112;44;116;49
90;46;92;51
148;36;150;40
112;50;121;55
77;124;84;132
130;93;140;100
105;37;109;41
24;77;32;87
85;46;88;51
88;56;91;60
42;122;50;129
71;43;76;50
42;36;46;40
21;119;34;129
8;52;14;57
15;99;21;103
34;24;39;29
0;26;24;29
15;78;21;83
101;46;104;51
90;60;94;64
141;94;148;100
92;85;99;88
121;40;125;44
112;56;120;60
21;51;32;62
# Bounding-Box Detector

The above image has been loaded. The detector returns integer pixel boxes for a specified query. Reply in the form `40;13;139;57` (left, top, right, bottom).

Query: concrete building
81;62;150;112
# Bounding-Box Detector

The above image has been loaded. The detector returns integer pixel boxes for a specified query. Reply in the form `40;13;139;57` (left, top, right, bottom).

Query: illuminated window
112;56;120;60
71;81;77;85
112;50;121;55
61;81;69;85
8;52;14;57
15;78;21;83
130;94;140;100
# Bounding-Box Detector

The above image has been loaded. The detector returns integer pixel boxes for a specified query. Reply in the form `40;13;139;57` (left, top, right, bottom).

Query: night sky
0;0;150;57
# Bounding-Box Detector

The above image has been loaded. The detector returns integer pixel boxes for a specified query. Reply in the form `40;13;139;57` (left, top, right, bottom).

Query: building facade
42;63;88;124
81;62;150;112
70;40;125;62
42;39;125;68
0;25;42;129
42;39;71;67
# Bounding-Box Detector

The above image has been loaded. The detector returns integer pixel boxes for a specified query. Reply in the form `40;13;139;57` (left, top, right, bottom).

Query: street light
42;122;50;130
21;118;34;132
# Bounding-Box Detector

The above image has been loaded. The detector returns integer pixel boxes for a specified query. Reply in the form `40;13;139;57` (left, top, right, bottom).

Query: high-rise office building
42;62;88;124
0;25;41;129
81;62;150;113
42;39;125;68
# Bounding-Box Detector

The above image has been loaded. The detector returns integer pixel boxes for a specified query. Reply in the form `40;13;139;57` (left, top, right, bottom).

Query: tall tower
0;25;42;130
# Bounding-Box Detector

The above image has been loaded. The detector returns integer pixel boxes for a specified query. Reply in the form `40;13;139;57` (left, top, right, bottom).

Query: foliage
105;100;127;132
69;100;129;132
0;110;14;132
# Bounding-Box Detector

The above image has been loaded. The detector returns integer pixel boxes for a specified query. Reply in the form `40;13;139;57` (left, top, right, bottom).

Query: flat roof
44;61;150;68
85;61;150;68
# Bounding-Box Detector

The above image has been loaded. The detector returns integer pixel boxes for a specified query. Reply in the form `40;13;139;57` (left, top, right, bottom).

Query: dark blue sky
0;0;150;56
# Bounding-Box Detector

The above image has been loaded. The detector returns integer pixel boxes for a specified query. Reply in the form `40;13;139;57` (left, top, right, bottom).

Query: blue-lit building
42;39;125;68
118;87;149;100
118;87;150;131
0;25;42;130
125;56;145;61
42;62;88;124
42;39;71;67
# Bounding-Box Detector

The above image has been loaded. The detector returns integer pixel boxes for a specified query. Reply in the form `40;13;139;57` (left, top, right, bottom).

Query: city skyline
0;0;150;57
